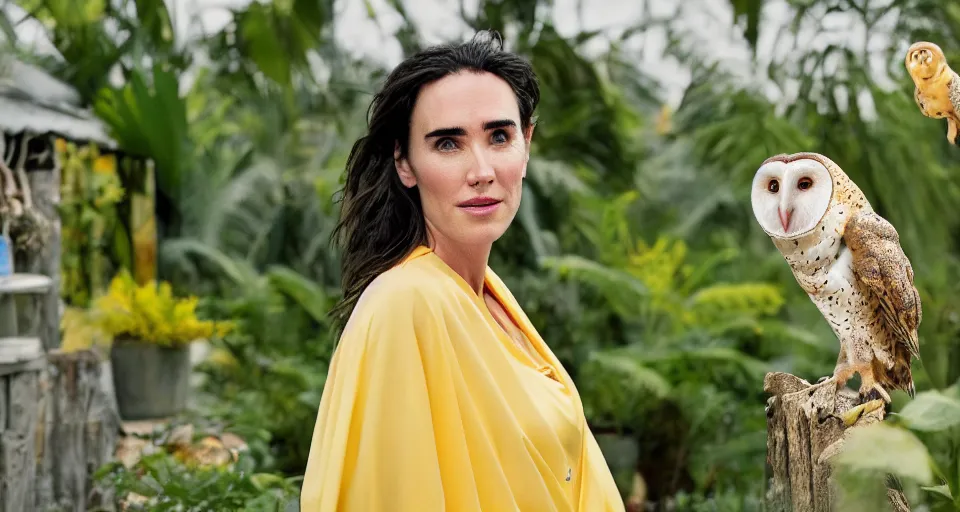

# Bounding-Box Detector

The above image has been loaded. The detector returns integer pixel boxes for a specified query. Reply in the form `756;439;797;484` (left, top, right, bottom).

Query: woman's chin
455;225;511;249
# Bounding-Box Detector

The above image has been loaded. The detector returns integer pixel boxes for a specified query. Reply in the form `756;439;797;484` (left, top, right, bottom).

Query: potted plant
90;270;231;420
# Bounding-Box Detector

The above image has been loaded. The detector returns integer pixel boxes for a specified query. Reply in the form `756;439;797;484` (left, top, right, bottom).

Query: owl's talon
858;384;891;405
874;384;892;403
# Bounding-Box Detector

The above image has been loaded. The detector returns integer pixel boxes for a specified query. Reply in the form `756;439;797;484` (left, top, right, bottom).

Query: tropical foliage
5;0;960;509
57;139;126;308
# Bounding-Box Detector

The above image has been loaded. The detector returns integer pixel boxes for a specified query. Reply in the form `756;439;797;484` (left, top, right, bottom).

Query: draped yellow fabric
300;246;625;512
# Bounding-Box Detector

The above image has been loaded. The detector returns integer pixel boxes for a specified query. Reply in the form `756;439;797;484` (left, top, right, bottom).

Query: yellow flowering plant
91;271;232;348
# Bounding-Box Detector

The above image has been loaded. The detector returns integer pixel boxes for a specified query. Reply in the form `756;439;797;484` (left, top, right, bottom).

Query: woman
301;31;624;512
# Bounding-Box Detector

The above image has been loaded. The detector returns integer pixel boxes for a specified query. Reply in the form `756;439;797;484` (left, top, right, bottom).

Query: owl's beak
778;208;792;232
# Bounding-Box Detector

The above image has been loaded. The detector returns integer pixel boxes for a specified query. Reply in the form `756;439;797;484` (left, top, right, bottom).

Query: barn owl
905;41;960;145
751;152;921;404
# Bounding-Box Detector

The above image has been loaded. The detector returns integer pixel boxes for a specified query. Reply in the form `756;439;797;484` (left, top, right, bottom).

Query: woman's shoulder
335;253;472;358
349;252;463;324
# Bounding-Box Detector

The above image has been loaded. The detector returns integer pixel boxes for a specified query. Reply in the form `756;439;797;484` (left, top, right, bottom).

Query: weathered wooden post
764;371;911;512
0;276;47;509
0;276;50;511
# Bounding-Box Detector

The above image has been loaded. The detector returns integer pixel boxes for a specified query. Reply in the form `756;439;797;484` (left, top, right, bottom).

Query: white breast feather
773;202;893;369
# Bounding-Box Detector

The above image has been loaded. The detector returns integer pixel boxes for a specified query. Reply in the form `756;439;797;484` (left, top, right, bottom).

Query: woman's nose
467;149;495;186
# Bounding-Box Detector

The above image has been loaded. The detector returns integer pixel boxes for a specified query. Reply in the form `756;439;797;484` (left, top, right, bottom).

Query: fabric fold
300;246;624;512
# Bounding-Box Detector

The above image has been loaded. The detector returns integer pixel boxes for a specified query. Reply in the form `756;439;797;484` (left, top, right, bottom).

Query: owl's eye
767;179;780;193
797;177;813;190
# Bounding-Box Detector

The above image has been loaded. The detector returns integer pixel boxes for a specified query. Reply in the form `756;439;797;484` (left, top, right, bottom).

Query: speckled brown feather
845;211;921;396
759;152;920;399
906;41;960;145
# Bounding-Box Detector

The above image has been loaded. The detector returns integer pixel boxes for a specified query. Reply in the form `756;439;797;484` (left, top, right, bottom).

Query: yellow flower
93;154;116;175
89;271;232;347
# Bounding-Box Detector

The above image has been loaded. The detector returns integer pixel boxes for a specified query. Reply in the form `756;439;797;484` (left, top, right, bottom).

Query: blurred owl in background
750;152;921;404
906;41;960;145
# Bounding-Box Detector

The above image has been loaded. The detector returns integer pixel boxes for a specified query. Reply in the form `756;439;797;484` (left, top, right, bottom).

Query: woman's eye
491;130;508;144
767;179;779;193
436;138;457;151
797;177;813;190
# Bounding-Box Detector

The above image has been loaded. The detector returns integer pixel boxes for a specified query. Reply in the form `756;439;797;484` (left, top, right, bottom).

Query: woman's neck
428;234;491;295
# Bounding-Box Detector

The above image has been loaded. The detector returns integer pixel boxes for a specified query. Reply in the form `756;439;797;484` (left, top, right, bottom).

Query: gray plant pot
110;337;190;421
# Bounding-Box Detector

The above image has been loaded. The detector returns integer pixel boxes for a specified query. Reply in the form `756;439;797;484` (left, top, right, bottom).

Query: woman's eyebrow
483;119;515;130
425;126;465;138
424;119;516;139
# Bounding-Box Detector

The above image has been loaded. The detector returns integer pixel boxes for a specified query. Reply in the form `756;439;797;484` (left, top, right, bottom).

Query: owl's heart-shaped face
751;158;833;239
905;41;946;81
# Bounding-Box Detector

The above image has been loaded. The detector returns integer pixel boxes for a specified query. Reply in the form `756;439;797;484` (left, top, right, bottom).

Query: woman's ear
394;142;417;188
522;124;535;178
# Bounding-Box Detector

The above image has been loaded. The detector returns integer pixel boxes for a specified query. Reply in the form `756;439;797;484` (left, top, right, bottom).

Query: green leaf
629;346;768;378
29;0;106;26
921;483;953;501
541;255;647;297
239;4;291;86
540;254;648;317
728;0;763;50
266;266;330;325
235;0;330;86
0;10;16;44
93;64;188;200
897;390;960;432
588;350;672;399
363;0;377;19
832;423;934;485
160;239;260;286
112;221;133;273
249;472;285;490
133;0;175;50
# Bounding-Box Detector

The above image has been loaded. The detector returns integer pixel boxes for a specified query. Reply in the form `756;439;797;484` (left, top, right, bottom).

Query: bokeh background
3;0;960;510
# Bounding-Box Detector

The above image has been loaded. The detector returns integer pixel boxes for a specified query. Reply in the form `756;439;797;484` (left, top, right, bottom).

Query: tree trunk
39;349;120;512
763;371;910;512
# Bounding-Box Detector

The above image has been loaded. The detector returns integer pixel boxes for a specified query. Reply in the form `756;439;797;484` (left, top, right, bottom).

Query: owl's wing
845;211;922;360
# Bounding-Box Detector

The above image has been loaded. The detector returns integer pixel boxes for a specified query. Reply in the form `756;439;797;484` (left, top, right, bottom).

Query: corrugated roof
4;59;82;106
0;57;117;147
0;94;117;148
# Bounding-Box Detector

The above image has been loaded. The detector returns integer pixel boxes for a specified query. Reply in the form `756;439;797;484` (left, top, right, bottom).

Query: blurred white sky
158;0;766;106
5;0;899;111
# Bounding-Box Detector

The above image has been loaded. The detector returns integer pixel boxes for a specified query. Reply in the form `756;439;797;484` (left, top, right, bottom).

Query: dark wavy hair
329;30;540;331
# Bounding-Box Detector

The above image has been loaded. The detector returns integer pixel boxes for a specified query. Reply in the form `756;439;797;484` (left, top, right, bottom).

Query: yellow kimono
300;246;625;512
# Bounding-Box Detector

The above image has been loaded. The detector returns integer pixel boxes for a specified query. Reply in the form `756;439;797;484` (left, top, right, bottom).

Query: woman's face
396;71;533;254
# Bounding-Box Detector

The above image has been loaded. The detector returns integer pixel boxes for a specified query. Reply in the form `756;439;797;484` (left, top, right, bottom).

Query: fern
526;156;591;195
265;266;334;326
588;350;673;399
540;254;647;318
578;349;671;431
624;345;769;381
